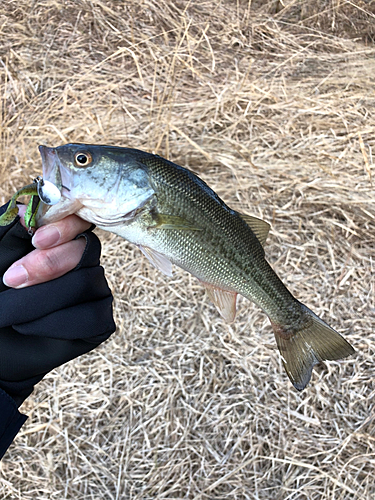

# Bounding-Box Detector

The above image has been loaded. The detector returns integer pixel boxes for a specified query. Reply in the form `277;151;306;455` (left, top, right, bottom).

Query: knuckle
25;239;85;285
55;215;90;243
35;248;62;276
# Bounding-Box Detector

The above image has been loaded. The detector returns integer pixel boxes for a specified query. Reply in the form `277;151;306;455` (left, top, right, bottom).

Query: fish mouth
38;145;75;196
36;145;82;226
38;145;60;184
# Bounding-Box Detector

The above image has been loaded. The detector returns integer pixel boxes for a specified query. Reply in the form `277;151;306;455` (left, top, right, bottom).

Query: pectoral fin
152;213;202;231
237;212;270;247
138;245;173;277
202;283;237;323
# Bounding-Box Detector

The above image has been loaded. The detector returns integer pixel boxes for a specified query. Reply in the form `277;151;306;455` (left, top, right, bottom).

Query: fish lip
38;145;60;184
36;145;82;226
38;145;73;196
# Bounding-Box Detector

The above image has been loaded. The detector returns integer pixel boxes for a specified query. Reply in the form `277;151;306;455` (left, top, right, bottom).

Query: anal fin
202;283;237;323
138;245;173;277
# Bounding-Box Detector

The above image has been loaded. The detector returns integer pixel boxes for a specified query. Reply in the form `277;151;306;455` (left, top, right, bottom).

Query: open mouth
38;145;62;188
36;145;81;226
38;145;75;198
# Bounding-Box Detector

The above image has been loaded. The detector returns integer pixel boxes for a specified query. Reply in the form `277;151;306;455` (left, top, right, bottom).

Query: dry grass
0;0;375;498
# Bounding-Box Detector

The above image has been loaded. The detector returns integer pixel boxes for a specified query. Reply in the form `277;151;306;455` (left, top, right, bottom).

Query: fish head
36;143;155;227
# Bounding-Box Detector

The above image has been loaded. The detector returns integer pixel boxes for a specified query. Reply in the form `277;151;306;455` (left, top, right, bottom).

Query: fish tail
271;303;355;391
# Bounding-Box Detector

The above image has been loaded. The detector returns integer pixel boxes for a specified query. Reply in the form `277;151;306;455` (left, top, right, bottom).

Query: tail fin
272;304;355;391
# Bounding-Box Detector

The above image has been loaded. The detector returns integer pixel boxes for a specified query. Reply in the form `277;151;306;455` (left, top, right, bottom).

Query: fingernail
3;265;29;288
32;225;60;248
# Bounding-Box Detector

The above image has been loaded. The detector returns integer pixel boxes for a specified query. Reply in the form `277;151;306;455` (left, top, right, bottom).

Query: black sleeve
0;203;116;459
0;389;27;460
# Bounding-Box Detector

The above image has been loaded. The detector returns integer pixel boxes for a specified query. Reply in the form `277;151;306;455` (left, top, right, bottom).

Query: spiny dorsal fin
237;212;270;247
202;282;237;324
138;245;173;277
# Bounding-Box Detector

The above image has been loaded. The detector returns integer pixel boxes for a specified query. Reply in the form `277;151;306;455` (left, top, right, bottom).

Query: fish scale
142;154;299;319
35;143;355;390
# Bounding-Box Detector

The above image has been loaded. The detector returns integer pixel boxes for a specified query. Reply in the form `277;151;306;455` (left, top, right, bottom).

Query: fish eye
74;151;92;167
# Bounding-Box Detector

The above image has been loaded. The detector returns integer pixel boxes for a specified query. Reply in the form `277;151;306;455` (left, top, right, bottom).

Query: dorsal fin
237;212;270;247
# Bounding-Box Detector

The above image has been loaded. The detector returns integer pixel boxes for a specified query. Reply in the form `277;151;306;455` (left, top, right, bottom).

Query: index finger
18;207;91;250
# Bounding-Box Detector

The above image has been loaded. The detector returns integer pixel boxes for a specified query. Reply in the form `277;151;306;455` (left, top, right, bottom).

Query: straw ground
0;1;374;498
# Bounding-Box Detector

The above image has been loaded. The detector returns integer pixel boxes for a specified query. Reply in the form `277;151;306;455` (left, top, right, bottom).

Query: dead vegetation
0;0;375;498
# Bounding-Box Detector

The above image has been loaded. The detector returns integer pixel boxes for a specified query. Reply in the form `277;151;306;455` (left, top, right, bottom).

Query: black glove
0;203;116;406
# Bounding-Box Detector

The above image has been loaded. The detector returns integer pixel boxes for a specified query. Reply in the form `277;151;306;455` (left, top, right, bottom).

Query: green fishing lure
0;178;42;233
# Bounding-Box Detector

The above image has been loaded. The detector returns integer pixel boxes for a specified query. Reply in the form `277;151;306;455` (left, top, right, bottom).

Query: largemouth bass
36;143;354;390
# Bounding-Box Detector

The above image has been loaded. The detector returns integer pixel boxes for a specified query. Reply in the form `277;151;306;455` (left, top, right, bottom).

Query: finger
30;214;91;250
17;205;91;248
3;238;86;288
17;204;27;228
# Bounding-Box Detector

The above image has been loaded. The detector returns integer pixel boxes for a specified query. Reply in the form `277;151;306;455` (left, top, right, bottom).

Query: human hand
0;201;116;407
3;205;92;288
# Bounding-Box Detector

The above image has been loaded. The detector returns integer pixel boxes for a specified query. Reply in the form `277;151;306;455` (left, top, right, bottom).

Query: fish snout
38;145;59;182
